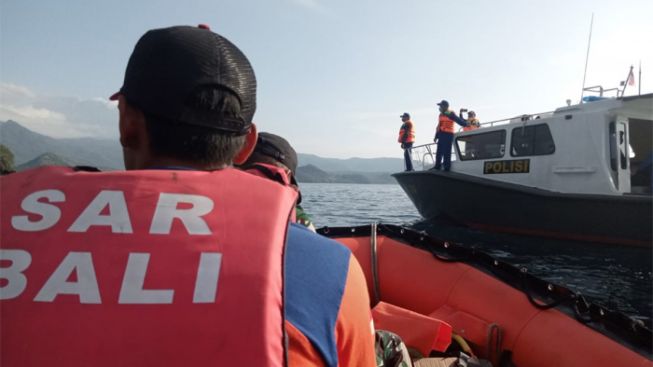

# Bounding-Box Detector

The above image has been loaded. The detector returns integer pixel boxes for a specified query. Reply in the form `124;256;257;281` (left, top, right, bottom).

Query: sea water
300;182;653;326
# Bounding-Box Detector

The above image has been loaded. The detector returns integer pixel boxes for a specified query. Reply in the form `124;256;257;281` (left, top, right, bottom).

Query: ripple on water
299;182;652;327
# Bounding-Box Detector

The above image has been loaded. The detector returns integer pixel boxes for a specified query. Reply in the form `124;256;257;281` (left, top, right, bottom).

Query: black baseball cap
400;112;410;119
110;25;256;135
255;132;298;174
437;100;449;108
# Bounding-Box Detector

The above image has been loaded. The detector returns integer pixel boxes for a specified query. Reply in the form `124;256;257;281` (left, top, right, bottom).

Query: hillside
0;120;123;169
298;153;403;173
296;164;394;184
296;164;333;183
16;152;75;171
1;120;401;183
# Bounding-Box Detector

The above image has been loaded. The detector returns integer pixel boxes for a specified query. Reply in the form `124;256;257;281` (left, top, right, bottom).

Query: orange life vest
397;120;415;143
242;162;298;222
463;118;480;132
437;112;455;133
0;166;297;367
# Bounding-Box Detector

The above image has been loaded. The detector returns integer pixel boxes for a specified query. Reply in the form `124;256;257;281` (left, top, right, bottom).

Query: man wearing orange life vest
433;100;469;171
0;25;376;367
398;112;415;171
462;110;480;132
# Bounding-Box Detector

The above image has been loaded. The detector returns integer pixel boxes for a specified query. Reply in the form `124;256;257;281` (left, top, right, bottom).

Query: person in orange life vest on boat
239;132;316;231
398;112;416;171
433;100;469;171
461;110;480;132
0;25;375;367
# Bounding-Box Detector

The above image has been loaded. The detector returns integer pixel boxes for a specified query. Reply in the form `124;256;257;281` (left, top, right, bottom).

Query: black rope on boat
573;294;594;323
519;269;575;310
377;224;470;262
428;245;469;263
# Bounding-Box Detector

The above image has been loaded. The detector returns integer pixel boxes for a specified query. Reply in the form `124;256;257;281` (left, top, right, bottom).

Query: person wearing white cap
398;112;416;171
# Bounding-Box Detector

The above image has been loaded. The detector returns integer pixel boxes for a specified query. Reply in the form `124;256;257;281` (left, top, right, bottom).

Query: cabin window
456;130;506;160
510;124;555;156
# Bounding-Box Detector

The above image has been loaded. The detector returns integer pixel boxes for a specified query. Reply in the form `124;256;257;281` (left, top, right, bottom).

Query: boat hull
319;224;652;367
393;170;653;247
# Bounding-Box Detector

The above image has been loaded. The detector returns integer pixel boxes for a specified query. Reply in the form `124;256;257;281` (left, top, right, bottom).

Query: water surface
300;182;653;326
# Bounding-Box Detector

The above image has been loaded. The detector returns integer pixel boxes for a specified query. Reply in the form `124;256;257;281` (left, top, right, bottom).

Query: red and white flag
627;68;635;86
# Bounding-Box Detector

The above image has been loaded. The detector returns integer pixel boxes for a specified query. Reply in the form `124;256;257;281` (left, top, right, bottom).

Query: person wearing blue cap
433;100;468;171
398;112;415;171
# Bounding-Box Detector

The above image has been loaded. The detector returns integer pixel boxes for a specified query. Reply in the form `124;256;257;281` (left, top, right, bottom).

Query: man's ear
233;123;258;165
118;95;146;150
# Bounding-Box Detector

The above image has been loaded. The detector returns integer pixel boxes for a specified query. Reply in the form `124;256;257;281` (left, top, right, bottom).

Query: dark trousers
434;132;453;170
403;142;414;171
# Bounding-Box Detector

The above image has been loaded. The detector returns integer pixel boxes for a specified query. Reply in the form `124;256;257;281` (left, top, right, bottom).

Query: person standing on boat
398;112;415;171
433;100;469;171
0;25;376;367
462;110;480;131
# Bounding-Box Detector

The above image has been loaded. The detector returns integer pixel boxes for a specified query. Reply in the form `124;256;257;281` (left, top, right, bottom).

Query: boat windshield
456;130;506;160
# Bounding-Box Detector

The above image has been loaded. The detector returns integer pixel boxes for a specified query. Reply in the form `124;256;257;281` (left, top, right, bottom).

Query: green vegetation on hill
0;144;15;173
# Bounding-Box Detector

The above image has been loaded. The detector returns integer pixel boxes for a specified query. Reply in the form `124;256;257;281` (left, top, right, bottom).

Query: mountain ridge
0;120;123;169
1;120;403;183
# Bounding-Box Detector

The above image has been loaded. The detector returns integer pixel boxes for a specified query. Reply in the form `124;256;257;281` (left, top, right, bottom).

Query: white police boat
394;91;653;247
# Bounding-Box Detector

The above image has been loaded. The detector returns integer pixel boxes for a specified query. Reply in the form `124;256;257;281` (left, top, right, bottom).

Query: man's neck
136;157;229;171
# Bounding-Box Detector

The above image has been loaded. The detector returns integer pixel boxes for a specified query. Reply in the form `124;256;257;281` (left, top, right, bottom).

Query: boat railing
409;143;438;170
457;110;556;132
410;142;461;171
408;110;555;171
583;85;623;98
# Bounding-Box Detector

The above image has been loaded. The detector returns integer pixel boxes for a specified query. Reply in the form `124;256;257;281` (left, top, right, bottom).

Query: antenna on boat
579;13;594;103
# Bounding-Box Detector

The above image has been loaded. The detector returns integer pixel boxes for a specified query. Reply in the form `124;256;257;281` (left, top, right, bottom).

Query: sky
1;0;652;159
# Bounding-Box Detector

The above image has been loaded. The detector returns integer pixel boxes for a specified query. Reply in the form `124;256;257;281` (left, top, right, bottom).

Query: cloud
0;83;118;138
0;83;36;99
0;104;66;121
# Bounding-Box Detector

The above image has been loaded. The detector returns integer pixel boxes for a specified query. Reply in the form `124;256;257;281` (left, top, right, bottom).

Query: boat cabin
447;94;653;196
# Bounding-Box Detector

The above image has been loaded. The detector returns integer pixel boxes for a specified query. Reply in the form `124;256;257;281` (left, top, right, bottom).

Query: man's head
437;100;449;113
242;132;298;181
468;111;476;118
400;112;410;122
112;25;258;170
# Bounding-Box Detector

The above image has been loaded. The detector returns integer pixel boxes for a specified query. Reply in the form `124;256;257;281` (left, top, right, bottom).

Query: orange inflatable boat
318;224;652;367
